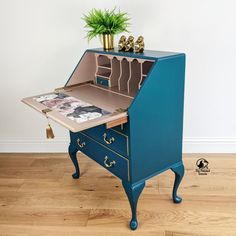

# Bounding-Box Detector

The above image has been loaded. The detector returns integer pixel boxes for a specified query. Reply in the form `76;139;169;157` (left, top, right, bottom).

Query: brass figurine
134;36;144;53
118;35;145;53
118;35;126;51
125;36;134;52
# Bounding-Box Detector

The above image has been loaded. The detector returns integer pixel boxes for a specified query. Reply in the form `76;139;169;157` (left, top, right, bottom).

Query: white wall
0;0;236;153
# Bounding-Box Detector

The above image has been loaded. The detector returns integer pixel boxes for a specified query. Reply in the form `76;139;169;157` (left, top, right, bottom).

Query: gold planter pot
102;34;114;50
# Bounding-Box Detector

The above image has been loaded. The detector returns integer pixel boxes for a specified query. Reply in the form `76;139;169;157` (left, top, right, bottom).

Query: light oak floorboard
0;153;235;236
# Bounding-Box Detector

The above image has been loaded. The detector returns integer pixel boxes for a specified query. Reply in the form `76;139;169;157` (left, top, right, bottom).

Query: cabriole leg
171;163;184;203
68;143;80;179
122;181;145;230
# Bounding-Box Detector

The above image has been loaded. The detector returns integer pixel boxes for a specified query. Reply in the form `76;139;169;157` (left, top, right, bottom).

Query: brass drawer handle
104;156;116;168
77;138;85;148
103;133;115;145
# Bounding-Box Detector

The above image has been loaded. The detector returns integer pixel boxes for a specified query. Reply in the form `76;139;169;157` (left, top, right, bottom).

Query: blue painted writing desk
22;48;186;230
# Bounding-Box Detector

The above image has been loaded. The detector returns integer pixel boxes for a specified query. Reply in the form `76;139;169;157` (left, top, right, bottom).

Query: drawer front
73;132;129;181
96;76;110;87
111;123;129;137
81;124;129;157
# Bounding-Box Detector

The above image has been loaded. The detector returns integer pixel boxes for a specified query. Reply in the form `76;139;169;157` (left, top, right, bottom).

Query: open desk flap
22;84;130;132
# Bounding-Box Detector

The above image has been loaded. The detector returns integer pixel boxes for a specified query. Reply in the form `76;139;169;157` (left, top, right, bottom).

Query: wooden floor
0;153;236;236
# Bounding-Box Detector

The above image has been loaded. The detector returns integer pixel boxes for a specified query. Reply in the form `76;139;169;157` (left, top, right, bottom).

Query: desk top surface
87;48;184;60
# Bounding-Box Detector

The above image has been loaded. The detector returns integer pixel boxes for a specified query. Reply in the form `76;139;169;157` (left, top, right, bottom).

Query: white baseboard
183;137;236;153
0;139;69;153
0;137;236;153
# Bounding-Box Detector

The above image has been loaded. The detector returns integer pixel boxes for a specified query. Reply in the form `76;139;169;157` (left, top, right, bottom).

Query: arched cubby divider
128;59;142;94
119;58;130;91
110;57;120;87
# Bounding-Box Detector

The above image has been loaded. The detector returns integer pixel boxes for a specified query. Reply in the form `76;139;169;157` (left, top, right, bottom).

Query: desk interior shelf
94;53;154;97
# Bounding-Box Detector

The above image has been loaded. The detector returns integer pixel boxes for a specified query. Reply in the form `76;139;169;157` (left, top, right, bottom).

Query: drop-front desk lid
22;82;131;132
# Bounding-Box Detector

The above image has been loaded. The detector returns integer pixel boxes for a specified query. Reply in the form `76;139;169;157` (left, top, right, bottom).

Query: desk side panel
128;54;186;183
65;51;96;86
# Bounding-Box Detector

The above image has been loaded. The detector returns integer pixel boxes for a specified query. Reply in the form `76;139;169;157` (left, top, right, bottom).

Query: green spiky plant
83;8;130;41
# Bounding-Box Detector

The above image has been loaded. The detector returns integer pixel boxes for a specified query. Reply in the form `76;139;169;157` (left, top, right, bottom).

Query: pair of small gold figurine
118;35;144;53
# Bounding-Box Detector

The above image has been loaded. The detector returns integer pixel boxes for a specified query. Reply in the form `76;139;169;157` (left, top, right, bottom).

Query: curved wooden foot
171;163;184;203
68;143;80;179
122;181;145;230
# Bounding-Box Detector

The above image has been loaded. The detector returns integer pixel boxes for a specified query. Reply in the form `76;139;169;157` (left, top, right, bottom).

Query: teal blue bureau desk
22;48;186;230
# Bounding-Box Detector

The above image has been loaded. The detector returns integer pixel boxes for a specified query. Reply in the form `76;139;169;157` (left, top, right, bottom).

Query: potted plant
83;8;130;50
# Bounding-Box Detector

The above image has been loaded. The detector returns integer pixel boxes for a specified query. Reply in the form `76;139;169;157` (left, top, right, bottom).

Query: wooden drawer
72;132;129;181
81;124;129;157
96;76;110;87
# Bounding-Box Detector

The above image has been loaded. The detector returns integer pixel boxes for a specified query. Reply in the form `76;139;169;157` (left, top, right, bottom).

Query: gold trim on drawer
80;131;130;181
110;128;129;156
110;127;128;137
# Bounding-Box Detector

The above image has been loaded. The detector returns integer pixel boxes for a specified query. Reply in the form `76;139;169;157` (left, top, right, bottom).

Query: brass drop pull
104;156;116;168
46;124;55;139
42;108;55;139
103;133;115;144
77;139;85;148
